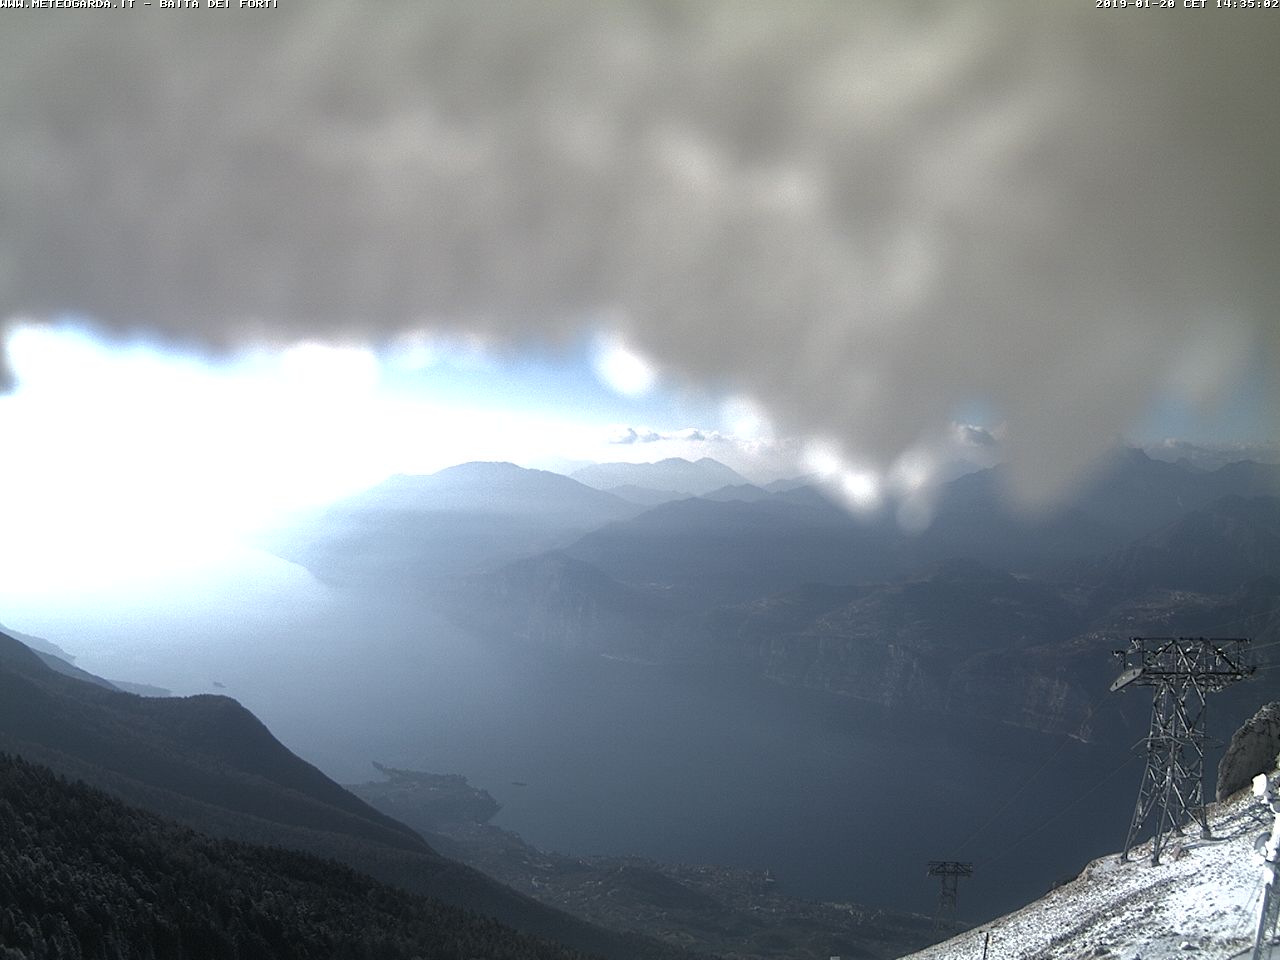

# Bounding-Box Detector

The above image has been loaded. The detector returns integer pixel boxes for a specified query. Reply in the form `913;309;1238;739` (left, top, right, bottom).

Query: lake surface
2;557;1252;922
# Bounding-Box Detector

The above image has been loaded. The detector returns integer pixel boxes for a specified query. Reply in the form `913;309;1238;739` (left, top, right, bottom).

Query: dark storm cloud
1;3;1275;504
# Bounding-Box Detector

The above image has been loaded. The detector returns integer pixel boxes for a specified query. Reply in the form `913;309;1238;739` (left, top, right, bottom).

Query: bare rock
1216;701;1280;801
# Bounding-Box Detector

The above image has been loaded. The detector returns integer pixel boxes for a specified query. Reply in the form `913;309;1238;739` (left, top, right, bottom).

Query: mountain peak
351;462;634;518
430;460;526;477
571;457;749;496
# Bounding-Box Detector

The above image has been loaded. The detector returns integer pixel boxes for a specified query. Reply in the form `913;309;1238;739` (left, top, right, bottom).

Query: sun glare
0;323;654;597
592;335;658;397
0;326;420;594
840;470;883;512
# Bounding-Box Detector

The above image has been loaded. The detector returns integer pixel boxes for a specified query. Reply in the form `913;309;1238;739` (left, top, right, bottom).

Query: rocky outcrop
1216;700;1280;800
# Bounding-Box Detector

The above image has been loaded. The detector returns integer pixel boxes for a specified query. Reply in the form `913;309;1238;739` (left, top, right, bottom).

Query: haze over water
3;552;1215;924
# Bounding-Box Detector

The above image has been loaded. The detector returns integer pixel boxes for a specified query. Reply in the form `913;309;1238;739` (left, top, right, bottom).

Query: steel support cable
1192;608;1279;638
1221;611;1276;632
952;692;1121;857
979;753;1140;872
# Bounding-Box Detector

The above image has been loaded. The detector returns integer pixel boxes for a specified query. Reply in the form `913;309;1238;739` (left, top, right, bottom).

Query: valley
348;765;941;960
1;450;1276;958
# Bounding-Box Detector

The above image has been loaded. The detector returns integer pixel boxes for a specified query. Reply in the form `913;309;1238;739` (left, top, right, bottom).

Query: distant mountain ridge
571;458;749;496
355;461;636;519
261;461;644;586
438;453;1280;738
260;449;1280;738
1074;494;1280;593
0;619;170;696
267;450;1279;595
557;451;1280;601
0;628;428;853
0;620;76;660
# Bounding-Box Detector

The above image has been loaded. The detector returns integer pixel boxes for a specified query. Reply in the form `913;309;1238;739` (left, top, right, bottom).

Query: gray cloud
608;426;657;445
2;4;1275;506
956;424;999;449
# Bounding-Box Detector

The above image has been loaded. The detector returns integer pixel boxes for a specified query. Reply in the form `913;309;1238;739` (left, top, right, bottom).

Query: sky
0;319;780;519
0;317;1268;565
0;318;822;600
0;3;1277;596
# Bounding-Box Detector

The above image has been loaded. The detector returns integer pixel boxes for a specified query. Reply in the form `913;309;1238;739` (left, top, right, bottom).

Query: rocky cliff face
720;561;1093;725
441;549;1279;740
444;552;694;658
422;465;1280;741
440;560;1118;737
728;602;1098;735
1217;700;1280;800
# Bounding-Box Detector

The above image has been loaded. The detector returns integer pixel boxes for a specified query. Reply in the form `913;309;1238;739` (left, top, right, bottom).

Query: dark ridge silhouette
570;458;750;496
266;451;1280;598
1074;494;1280;594
0;629;425;852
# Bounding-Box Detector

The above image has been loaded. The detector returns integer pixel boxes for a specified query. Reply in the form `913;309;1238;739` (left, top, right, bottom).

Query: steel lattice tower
926;860;972;927
1110;636;1253;865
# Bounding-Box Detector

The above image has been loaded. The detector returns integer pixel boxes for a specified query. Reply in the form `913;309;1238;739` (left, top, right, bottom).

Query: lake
2;554;1252;923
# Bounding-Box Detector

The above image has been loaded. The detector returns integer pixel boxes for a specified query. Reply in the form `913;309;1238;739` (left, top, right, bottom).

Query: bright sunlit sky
0;319;778;520
0;320;794;598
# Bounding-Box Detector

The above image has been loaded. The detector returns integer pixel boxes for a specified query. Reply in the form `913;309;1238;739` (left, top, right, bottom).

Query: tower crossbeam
926;860;973;928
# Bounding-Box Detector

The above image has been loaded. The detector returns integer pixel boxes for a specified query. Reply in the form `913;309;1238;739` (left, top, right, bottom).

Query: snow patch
901;776;1276;960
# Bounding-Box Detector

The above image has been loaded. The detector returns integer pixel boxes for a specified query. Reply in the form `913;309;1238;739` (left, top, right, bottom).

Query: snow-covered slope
902;772;1277;960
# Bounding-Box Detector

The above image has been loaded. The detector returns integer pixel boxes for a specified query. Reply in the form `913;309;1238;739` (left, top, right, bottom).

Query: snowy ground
901;773;1278;960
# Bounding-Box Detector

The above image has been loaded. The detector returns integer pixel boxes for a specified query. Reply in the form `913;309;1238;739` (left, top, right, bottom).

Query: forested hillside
0;631;694;960
0;752;600;960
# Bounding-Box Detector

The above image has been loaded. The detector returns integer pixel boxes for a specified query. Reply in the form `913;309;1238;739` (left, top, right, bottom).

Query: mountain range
331;451;1276;739
569;458;750;497
261;461;644;586
258;451;1280;742
0;619;169;696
